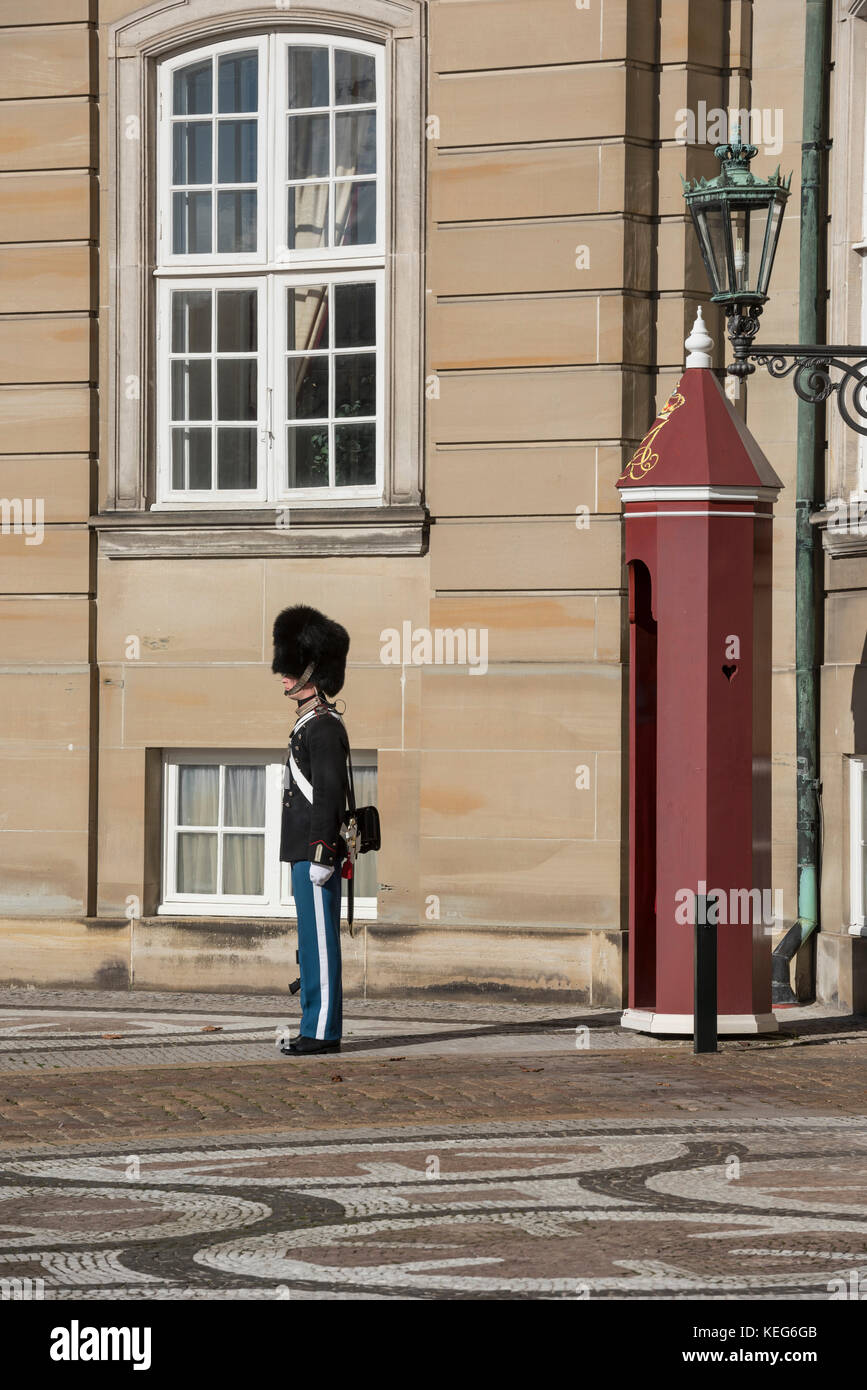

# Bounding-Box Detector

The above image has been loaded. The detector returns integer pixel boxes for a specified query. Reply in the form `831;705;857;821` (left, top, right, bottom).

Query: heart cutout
722;664;738;682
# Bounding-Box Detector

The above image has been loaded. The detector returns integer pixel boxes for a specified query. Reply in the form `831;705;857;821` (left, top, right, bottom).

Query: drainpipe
771;0;829;1004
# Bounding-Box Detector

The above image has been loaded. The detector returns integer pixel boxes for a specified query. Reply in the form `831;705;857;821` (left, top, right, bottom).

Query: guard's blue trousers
291;860;343;1042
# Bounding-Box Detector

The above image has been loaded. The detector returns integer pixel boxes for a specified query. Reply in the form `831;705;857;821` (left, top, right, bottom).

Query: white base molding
620;1008;780;1036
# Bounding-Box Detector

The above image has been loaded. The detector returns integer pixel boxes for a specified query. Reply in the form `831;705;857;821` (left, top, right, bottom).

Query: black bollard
694;894;718;1053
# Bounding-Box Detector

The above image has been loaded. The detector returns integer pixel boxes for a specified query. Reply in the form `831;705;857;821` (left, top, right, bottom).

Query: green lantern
683;127;792;375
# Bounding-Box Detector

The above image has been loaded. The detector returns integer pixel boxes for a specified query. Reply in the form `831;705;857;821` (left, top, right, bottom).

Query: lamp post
683;128;867;435
682;126;792;378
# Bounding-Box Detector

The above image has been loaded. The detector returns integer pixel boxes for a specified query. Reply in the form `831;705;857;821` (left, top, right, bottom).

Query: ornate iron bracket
730;340;867;436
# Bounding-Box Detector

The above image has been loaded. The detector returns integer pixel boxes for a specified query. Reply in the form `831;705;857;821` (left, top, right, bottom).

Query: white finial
685;306;713;368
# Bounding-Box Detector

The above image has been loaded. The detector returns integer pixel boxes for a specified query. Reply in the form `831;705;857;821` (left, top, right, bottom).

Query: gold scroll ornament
618;386;686;483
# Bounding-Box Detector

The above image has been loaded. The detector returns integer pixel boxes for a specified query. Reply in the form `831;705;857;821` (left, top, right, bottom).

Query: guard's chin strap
284;661;315;697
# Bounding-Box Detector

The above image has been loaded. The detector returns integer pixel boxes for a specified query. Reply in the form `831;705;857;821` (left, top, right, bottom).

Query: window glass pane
217;51;258;113
288;184;328;251
217;190;257;252
172;291;211;353
287;356;328;419
224;765;266;827
287;426;328;487
758;202;783;296
287;113;329;179
177;833;218;893
173;122;212;184
334;282;374;348
288;46;329;109
172;428;212;489
173;191;212;254
287;285;328;351
335;351;375;416
217;120;257;183
217;290;257;352
217;429;257;488
334;180;375;247
335;111;376;177
174;60;212;116
171;360;211;420
695;206;728;296
223;835;265;895
178;764;219;825
334;421;375;486
334;49;376;105
217;360;257;420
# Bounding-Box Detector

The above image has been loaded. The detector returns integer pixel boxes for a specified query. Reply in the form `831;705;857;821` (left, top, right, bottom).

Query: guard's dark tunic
279;699;349;868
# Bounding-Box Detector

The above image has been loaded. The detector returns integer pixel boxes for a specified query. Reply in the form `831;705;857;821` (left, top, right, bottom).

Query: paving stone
0;992;864;1299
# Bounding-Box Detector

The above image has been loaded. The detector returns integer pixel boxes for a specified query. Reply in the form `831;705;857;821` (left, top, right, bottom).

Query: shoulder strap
345;743;357;816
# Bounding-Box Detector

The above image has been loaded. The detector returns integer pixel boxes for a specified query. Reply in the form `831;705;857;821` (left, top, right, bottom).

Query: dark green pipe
772;0;829;1004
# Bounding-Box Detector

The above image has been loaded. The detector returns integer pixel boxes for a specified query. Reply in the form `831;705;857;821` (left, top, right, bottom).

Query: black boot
286;1034;341;1055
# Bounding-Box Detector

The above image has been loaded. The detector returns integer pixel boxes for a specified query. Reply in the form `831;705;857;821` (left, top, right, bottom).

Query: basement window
160;749;377;918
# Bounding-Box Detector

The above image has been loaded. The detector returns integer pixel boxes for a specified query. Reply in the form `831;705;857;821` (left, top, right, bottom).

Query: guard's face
281;674;316;699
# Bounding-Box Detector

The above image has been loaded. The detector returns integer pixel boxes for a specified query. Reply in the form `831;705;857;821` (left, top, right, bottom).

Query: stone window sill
91;505;429;559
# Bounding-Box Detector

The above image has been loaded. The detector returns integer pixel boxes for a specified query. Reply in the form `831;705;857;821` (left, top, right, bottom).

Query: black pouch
354;804;381;853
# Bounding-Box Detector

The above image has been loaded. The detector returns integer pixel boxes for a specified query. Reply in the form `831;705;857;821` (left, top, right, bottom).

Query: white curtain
223;765;265;894
223;833;265;895
178;764;218;824
177;765;218;893
177;833;217;894
176;764;265;896
224;764;264;826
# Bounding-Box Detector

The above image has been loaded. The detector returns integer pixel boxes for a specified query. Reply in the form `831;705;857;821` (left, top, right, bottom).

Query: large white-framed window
157;269;383;503
160;750;378;919
850;757;867;935
154;32;386;507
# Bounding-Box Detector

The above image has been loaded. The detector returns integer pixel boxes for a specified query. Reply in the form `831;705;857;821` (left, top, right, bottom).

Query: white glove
309;863;334;886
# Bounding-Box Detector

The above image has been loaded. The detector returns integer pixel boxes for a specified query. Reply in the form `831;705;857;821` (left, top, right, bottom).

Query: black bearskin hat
271;604;350;695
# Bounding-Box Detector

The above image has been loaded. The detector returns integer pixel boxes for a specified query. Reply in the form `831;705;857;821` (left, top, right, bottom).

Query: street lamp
682;125;791;379
683;126;867;435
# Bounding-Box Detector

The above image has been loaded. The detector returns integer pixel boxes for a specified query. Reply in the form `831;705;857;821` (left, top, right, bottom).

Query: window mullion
216;763;225;898
263;33;274;264
263;276;272;502
209;55;217;258
328;44;335;253
211;285;217;492
330;280;337;489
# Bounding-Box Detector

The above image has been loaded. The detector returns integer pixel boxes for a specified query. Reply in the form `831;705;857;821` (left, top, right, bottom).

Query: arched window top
158;32;385;268
109;0;422;59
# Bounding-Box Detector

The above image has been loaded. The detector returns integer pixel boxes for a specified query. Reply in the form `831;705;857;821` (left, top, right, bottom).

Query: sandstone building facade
0;0;864;1009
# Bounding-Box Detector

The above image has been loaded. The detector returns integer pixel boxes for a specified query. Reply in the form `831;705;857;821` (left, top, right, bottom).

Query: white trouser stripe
312;882;329;1040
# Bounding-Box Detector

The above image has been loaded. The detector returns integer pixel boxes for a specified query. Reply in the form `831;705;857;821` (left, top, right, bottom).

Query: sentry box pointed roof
616;368;783;495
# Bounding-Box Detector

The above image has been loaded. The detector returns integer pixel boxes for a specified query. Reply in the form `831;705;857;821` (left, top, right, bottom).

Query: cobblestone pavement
0;989;865;1300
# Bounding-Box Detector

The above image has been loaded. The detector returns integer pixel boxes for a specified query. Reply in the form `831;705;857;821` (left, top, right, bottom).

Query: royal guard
272;605;351;1056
